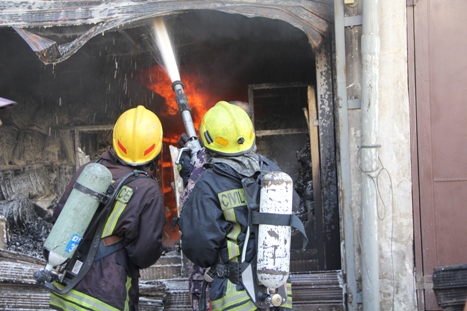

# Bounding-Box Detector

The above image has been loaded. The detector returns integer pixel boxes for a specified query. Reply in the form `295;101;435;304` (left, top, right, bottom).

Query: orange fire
141;65;222;248
142;65;216;132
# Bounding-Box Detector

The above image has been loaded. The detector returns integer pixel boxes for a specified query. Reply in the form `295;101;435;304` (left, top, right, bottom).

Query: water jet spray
153;18;201;164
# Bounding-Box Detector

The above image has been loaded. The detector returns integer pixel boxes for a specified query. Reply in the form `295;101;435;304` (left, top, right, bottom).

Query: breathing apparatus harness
199;155;308;310
34;162;151;295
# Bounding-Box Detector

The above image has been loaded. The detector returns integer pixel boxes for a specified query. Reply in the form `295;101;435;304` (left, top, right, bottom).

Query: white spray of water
153;18;180;82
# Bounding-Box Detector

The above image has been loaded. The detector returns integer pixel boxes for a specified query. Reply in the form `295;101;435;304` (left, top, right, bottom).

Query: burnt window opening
250;83;309;179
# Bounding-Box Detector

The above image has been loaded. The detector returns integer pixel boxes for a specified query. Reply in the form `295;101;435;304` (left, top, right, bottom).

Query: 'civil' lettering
218;188;246;210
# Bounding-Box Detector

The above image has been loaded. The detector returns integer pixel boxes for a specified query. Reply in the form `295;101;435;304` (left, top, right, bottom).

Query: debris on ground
0;196;53;260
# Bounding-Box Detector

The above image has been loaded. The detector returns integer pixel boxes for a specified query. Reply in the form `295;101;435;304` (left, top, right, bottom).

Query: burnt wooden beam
0;0;332;64
0;1;332;28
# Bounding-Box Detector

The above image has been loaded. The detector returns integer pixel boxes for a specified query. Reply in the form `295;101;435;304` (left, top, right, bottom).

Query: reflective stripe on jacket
102;185;133;238
210;281;293;311
50;277;132;311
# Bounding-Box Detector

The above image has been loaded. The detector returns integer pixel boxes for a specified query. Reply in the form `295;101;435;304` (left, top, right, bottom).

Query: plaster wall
377;1;415;310
344;1;415;310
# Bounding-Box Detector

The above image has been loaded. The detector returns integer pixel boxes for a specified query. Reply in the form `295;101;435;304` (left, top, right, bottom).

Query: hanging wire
357;145;396;310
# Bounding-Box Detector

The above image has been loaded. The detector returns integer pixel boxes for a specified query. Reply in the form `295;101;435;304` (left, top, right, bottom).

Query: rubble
7;217;52;259
0;196;52;260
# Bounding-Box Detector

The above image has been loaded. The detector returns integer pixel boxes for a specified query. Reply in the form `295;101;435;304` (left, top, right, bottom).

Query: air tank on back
257;171;293;290
43;163;112;271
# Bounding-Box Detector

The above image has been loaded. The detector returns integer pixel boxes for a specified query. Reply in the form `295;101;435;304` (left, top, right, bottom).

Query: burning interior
0;3;342;310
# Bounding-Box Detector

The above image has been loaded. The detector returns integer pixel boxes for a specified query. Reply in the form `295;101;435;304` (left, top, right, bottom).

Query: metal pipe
333;0;358;309
172;80;202;164
172;81;198;140
360;0;381;310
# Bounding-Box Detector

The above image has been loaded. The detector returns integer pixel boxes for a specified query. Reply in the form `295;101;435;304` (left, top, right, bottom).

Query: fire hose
172;80;202;165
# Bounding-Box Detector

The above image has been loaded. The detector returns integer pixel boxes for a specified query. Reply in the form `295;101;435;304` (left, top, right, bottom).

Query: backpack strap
44;200;112;294
44;169;150;295
251;211;308;249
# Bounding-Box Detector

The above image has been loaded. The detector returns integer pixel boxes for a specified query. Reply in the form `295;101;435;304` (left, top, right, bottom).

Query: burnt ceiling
0;0;332;64
11;10;320;67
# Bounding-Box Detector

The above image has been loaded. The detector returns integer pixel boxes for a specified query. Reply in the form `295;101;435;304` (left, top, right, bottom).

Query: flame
142;65;216;131
141;65;222;248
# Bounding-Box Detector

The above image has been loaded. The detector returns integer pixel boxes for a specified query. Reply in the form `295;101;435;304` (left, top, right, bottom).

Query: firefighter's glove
177;150;193;187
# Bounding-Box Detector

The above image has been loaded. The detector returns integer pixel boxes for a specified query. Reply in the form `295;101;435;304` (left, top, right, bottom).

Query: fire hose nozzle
172;80;190;113
172;80;184;92
171;79;202;164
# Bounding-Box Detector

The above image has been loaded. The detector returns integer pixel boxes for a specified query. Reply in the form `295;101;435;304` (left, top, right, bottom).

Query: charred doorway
249;81;339;272
0;2;341;309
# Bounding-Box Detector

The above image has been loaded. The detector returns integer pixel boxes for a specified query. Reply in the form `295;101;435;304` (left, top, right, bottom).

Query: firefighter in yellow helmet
179;101;297;311
198;101;255;156
113;105;163;165
50;105;166;311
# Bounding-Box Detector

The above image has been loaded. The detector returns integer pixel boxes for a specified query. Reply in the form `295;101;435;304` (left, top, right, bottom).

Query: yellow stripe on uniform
50;282;121;311
211;280;257;311
218;188;246;261
123;276;132;311
102;185;133;237
282;281;293;309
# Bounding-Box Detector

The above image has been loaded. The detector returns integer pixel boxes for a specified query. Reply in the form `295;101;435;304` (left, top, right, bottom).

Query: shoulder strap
45;169;150;295
241;158;308;252
240;154;268;211
251;211;308;249
83;169;150;235
44;201;112;294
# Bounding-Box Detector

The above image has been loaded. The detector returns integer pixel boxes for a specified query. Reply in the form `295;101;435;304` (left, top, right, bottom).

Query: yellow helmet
199;101;255;156
113;105;163;166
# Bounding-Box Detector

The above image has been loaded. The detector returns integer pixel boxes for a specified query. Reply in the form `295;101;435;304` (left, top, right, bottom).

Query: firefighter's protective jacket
179;152;295;311
50;147;166;311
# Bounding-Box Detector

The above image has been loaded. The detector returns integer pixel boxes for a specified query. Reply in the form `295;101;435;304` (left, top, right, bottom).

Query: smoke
179;10;305;43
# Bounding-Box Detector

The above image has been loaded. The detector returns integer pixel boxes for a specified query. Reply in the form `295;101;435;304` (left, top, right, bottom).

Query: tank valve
271;293;283;307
